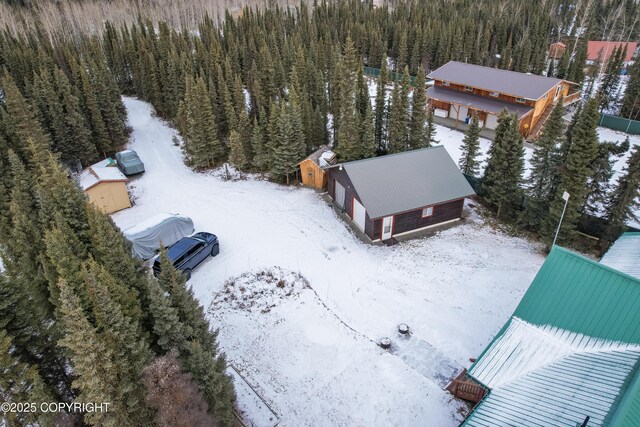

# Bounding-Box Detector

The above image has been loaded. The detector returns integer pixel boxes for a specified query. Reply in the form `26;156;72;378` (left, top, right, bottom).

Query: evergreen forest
1;0;640;424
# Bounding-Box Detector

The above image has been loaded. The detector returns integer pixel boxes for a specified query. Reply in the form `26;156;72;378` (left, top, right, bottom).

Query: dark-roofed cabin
427;61;581;139
326;146;475;242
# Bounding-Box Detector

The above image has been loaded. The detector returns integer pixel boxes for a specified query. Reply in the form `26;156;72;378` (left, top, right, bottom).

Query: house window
384;223;391;234
422;206;434;217
516;97;526;103
465;86;473;92
441;81;450;87
490;91;499;97
554;85;561;99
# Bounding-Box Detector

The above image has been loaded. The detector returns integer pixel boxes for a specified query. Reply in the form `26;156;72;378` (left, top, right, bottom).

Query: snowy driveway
113;97;546;426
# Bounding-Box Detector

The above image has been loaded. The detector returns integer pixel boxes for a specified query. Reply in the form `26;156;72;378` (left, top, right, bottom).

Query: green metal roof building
461;246;640;427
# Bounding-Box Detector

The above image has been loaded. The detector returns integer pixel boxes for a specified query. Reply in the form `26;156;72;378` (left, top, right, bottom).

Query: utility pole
552;191;570;247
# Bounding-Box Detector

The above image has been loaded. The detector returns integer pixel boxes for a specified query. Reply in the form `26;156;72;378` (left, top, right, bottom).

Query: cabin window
441;81;450;87
490;91;499;97
384;223;391;234
422;206;434;217
464;86;473;92
554;85;562;99
516;97;526;103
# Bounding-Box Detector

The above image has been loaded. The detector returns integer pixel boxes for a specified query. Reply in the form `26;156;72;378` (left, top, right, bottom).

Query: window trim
515;97;526;103
464;86;474;92
421;206;434;218
490;91;499;97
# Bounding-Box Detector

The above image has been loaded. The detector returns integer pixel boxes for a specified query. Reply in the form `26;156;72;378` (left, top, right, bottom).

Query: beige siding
85;181;131;214
299;159;327;189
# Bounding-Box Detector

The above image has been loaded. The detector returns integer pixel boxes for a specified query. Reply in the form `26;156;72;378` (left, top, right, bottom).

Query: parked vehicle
152;232;219;280
115;149;145;175
123;213;194;259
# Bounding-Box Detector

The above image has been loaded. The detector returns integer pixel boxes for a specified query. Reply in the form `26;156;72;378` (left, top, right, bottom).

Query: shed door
381;216;393;240
334;181;345;209
353;197;366;231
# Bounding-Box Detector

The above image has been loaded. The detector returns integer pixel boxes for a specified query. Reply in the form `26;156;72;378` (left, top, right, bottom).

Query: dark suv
152;232;219;280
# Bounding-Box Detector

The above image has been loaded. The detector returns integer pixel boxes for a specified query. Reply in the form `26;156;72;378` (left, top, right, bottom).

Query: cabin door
353;198;366;231
334;181;346;209
381;216;393;240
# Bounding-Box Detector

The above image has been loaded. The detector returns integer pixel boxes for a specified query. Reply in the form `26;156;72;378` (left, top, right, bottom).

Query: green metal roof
462;246;640;427
513;246;640;343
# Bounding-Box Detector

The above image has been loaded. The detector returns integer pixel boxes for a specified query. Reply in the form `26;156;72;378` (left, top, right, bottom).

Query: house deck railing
564;91;582;105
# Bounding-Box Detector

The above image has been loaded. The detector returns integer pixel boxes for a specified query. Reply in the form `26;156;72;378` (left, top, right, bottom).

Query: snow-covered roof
78;169;100;190
600;232;640;279
78;160;128;190
463;247;640;427
465;318;640;427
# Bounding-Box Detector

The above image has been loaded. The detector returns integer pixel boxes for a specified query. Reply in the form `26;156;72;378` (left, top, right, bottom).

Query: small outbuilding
297;146;337;189
79;158;131;214
326;146;475;242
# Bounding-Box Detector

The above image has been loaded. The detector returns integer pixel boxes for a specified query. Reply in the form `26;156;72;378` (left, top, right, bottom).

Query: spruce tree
184;76;225;169
145;277;187;353
386;68;411;153
374;55;388;153
621;59;640;120
542;98;600;244
74;59;111;157
359;102;376;159
523;99;565;229
602;144;640;247
57;278;122;427
251;116;269;171
156;249;235;425
481;113;524;218
228;129;249;170
0;329;56;427
410;66;429;149
83;260;153;424
459;113;481;176
598;46;625;113
85;205;147;325
51;67;97;168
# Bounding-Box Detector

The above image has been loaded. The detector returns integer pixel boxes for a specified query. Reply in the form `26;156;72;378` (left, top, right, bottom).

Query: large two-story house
426;61;580;138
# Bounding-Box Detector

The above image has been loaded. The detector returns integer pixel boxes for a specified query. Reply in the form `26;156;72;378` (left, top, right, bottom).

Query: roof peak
339;145;445;167
551;245;640;285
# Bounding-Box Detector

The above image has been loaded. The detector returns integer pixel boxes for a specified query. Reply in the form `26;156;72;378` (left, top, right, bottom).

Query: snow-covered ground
113;97;551;426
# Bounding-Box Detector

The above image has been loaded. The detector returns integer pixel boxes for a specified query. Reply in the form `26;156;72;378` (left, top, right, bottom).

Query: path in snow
114;97;547;426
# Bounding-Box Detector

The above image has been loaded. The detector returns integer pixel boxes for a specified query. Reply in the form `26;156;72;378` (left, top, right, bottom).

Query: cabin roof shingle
427;61;563;100
338;145;475;219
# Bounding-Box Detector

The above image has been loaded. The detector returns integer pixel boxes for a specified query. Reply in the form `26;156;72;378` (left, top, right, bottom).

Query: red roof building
587;41;637;63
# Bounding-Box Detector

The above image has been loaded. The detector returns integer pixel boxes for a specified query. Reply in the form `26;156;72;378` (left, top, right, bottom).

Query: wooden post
455;104;460;128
